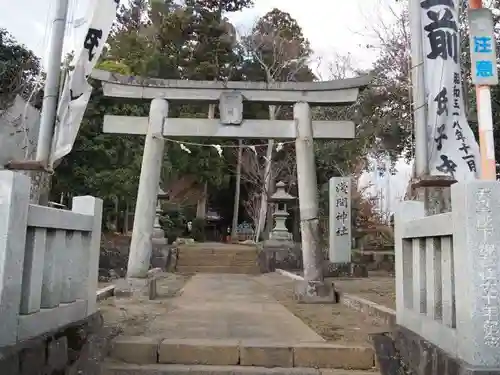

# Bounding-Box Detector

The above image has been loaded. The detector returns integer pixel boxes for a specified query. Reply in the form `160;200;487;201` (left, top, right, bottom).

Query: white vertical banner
50;0;119;164
421;0;480;181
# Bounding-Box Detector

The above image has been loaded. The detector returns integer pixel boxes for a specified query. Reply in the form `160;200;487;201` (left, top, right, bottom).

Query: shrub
191;218;206;242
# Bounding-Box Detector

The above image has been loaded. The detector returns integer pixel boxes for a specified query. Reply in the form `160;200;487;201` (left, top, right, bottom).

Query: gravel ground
99;273;190;336
255;273;391;343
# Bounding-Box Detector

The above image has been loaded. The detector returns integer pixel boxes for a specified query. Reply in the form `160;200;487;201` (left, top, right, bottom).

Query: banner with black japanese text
50;0;119;164
421;0;480;180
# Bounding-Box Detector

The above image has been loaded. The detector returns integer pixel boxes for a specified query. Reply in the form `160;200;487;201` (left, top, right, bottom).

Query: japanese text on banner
50;0;119;164
420;0;480;181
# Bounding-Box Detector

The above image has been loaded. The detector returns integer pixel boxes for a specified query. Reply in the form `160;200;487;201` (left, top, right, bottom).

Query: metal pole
477;86;496;179
409;0;429;177
469;0;496;180
294;101;324;283
35;0;70;163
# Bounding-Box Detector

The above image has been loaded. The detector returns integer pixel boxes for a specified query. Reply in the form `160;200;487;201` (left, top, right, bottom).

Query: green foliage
0;29;41;109
191;218;207;242
187;0;254;13
51;81;147;218
242;8;314;83
161;206;188;243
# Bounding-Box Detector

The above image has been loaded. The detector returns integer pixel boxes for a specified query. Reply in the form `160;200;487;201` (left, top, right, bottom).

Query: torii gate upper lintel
92;69;371;303
91;69;372;105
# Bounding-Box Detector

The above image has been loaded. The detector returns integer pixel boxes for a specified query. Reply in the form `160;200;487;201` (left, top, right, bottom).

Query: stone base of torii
92;69;371;303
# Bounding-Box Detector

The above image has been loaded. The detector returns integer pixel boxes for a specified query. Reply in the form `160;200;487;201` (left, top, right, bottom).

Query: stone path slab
103;363;380;375
145;274;324;342
102;363;379;375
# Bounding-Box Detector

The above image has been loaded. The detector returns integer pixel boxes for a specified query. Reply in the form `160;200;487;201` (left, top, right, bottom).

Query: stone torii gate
92;69;370;302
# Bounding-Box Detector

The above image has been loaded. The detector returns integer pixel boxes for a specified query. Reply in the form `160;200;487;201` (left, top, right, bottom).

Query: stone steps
176;265;261;274
176;259;258;267
177;252;259;260
176;254;258;264
175;245;261;274
102;363;380;375
108;337;376;371
177;246;258;253
176;262;259;268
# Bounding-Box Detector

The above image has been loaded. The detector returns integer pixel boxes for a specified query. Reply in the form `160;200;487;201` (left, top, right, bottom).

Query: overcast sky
1;0;402;72
0;0;411;211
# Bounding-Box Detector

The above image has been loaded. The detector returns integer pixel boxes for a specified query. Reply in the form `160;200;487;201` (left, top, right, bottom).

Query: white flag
50;0;119;164
421;0;480;181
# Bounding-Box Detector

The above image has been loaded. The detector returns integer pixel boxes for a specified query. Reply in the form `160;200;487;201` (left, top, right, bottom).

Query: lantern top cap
157;186;168;199
270;181;296;201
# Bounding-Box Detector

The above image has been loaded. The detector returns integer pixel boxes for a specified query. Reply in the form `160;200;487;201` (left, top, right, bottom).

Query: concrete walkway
145;274;325;342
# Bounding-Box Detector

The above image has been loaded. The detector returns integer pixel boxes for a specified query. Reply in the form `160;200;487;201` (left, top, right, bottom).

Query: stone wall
99;233;131;281
371;326;497;375
0;313;116;375
99;233;173;281
260;244;303;272
351;250;395;273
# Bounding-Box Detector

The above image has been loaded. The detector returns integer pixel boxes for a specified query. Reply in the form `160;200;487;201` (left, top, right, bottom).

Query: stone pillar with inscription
329;177;351;263
452;180;500;369
325;177;367;278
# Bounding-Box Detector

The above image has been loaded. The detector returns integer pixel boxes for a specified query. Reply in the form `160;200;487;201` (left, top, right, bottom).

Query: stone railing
0;171;103;348
395;180;500;369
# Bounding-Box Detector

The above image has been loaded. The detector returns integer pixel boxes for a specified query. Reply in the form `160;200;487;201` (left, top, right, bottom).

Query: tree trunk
263;177;276;239
196;182;208;219
196;104;215;220
124;200;130;234
292;204;300;242
231;140;243;240
255;105;276;241
114;196;119;232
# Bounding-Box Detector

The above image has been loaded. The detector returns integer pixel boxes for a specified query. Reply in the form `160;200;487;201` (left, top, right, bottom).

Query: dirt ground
255;273;392;343
292;270;396;310
99;273;191;336
333;271;396;310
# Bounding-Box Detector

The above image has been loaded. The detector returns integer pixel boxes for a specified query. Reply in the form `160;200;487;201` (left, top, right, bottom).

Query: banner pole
469;0;497;180
410;0;429;177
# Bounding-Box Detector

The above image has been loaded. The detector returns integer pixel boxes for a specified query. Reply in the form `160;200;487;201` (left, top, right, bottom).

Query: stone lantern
268;181;295;242
262;181;299;272
152;186;168;241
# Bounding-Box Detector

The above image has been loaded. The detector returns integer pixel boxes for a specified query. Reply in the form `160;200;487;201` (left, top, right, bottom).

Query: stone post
451;180;500;368
329;177;352;263
0;171;30;346
294;102;335;303
72;195;103;315
411;175;455;215
126;99;168;279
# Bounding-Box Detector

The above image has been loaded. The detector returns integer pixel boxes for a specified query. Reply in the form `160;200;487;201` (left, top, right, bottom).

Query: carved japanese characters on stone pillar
329;177;352;263
475;188;500;348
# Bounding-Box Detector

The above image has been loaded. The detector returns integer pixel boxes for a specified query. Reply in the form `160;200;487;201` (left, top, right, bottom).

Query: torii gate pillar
294;101;335;303
295;102;322;280
127;99;168;278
